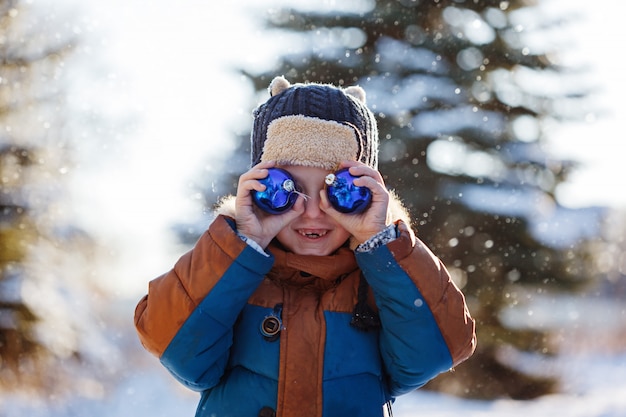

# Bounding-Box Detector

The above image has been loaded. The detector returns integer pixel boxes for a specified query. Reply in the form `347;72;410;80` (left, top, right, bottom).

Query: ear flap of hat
269;76;291;97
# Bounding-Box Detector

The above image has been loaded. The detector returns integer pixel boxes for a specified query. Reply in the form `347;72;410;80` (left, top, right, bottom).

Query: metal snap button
261;316;282;338
260;304;284;341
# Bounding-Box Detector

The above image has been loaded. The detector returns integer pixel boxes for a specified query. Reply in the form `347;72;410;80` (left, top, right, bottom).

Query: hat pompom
268;76;291;97
344;85;366;104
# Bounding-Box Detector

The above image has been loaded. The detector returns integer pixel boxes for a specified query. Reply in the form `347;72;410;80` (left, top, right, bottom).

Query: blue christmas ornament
252;168;298;214
325;168;372;214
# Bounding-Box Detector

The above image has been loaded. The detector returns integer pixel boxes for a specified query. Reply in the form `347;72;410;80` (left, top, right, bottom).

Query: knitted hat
251;76;379;170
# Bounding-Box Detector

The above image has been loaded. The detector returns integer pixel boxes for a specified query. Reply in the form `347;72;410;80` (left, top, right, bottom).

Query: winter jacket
134;209;476;417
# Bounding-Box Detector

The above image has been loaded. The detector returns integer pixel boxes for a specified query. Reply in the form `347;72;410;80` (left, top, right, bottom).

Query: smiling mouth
298;230;328;239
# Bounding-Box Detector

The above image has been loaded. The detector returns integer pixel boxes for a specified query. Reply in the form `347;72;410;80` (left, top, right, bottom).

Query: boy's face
275;165;351;256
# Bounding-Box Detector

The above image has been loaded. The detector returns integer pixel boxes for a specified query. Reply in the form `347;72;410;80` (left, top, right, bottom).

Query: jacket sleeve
134;215;274;391
355;220;476;397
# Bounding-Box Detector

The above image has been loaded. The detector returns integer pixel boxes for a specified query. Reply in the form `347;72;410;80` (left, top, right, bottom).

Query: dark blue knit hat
251;76;379;170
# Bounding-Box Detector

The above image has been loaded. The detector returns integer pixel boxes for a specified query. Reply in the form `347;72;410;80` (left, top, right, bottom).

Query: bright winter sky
37;0;626;296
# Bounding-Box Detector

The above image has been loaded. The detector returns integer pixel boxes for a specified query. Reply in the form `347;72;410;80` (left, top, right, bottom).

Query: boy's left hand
320;161;391;245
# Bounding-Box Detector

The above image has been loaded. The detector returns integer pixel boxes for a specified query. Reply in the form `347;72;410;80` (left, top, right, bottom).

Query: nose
301;190;323;218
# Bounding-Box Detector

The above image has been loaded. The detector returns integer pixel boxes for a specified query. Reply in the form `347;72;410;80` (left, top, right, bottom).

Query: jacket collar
267;242;358;282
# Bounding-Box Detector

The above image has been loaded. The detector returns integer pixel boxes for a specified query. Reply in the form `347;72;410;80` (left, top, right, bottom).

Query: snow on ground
395;352;626;417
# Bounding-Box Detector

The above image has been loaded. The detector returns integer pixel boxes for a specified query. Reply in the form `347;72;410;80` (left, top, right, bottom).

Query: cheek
320;231;352;256
330;226;352;246
275;228;292;245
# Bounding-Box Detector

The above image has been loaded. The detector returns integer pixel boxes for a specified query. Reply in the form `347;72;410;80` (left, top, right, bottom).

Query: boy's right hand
235;161;304;249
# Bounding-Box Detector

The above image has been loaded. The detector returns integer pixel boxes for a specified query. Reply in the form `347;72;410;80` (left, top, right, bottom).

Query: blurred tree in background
190;0;609;400
0;0;107;393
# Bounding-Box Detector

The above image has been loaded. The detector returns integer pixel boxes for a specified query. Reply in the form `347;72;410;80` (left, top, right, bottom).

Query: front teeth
300;230;327;238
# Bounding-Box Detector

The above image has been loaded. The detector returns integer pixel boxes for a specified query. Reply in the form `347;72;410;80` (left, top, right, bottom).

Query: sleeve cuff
237;232;270;257
355;224;398;253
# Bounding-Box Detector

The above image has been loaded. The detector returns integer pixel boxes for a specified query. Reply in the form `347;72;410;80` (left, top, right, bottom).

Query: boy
134;76;476;417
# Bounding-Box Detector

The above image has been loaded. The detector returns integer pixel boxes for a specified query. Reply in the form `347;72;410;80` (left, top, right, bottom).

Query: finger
236;179;264;201
337;160;362;169
253;160;276;169
352;174;385;194
348;164;384;184
256;197;304;238
238;162;280;197
319;189;332;212
291;194;306;213
318;189;346;221
239;160;277;183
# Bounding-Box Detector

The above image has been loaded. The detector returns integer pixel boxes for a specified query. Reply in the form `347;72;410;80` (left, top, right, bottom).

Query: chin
289;245;332;256
282;238;349;256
